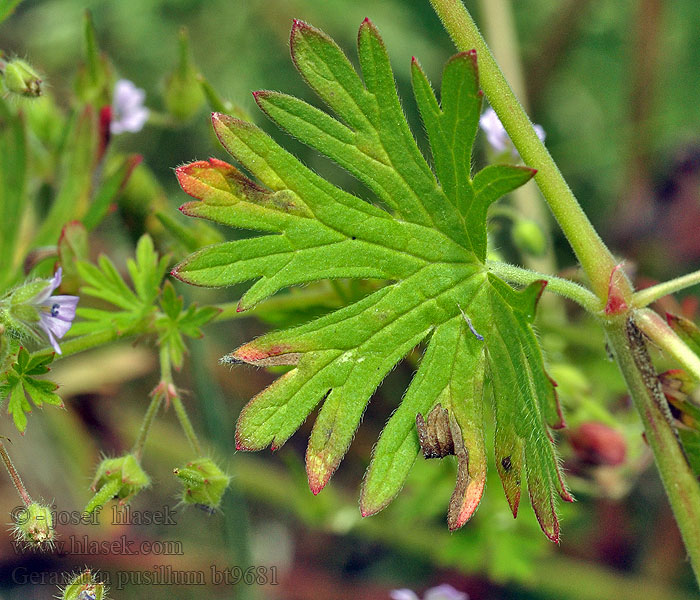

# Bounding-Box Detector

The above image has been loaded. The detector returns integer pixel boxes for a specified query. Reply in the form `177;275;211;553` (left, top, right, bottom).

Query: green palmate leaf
173;19;570;539
156;281;220;369
71;234;169;335
0;348;62;432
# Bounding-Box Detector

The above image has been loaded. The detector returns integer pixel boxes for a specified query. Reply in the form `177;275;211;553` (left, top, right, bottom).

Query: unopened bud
164;28;204;121
512;219;547;257
60;569;107;600
568;422;626;466
173;457;230;511
85;454;150;513
3;59;43;98
12;502;54;548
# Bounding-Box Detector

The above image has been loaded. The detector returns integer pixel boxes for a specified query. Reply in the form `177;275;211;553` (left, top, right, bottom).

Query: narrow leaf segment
173;19;571;539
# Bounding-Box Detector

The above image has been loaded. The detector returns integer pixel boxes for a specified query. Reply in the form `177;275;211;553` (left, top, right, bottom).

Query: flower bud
173;457;230;511
12;502;54;548
164;27;204;121
85;454;150;513
2;58;43;98
568;422;627;466
512;219;547;257
60;569;107;600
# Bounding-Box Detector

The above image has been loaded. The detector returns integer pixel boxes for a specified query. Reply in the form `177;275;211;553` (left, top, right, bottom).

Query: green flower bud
512;219;547;257
164;27;204;121
60;569;107;600
85;454;150;513
12;502;54;548
173;457;230;511
2;58;43;98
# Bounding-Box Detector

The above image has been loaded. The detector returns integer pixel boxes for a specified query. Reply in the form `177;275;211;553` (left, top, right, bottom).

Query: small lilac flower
479;107;545;158
110;79;150;135
390;585;468;600
32;268;79;354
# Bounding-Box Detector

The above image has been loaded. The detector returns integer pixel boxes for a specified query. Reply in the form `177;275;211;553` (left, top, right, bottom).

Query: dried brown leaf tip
416;403;461;459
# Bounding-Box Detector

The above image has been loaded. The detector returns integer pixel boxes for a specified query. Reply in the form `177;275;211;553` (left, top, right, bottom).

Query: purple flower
32;268;79;354
479;107;545;158
111;79;150;135
390;585;468;600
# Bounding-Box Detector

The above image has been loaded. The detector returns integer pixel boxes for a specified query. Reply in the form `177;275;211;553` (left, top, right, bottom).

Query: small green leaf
156;281;219;369
4;348;62;432
72;234;168;336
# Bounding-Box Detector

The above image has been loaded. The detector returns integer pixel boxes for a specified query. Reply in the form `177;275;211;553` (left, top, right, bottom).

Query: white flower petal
112;79;149;135
389;590;420;600
424;584;469;600
44;327;62;355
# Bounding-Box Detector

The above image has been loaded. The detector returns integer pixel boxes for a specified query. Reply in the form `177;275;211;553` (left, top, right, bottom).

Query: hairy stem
172;395;202;455
635;309;700;380
429;0;624;302
487;260;600;313
634;269;700;307
0;439;32;506
159;347;201;455
33;326;140;362
605;317;700;585
132;388;163;461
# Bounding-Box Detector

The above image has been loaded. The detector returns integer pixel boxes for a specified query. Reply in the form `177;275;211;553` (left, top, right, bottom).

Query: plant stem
429;0;624;302
487;260;600;313
132;388;163;461
635;308;700;381
0;439;32;506
172;396;202;455
158;347;202;455
605;317;700;585
32;326;140;362
634;269;700;307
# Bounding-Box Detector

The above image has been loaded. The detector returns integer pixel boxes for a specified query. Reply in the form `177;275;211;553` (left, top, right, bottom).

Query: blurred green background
1;0;699;598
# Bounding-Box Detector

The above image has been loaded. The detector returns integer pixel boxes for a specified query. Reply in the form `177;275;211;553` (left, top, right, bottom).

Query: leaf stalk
429;0;625;302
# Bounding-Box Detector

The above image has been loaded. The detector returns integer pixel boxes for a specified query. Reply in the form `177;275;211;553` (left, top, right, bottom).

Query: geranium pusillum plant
110;79;149;135
0;267;79;355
